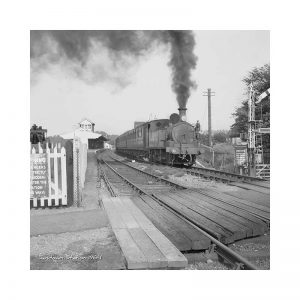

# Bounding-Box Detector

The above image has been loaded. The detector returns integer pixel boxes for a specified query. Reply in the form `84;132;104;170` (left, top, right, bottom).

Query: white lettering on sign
235;146;247;166
30;153;49;198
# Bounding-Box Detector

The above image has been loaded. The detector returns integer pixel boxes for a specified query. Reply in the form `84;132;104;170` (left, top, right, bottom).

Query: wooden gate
256;164;270;179
30;143;67;208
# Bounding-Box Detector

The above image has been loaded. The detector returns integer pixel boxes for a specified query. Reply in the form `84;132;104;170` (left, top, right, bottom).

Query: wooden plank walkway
101;196;187;269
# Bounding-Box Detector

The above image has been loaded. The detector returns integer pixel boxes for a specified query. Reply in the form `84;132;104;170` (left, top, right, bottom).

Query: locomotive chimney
178;108;187;121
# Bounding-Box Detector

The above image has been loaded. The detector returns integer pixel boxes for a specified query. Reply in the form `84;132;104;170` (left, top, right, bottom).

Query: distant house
104;142;112;149
78;118;95;132
60;118;108;150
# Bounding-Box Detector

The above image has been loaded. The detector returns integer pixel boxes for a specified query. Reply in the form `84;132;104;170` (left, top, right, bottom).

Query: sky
30;30;270;136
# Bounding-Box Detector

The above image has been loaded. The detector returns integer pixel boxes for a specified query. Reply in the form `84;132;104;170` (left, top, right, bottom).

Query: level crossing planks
132;196;194;251
155;193;234;243
193;189;270;222
224;189;270;208
166;192;250;240
230;182;270;195
135;195;211;250
174;190;268;237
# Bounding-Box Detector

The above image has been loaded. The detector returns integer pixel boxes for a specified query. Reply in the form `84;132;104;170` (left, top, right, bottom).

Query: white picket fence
30;143;67;208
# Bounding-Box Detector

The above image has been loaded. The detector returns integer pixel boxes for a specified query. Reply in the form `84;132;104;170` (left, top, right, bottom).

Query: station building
60;118;109;150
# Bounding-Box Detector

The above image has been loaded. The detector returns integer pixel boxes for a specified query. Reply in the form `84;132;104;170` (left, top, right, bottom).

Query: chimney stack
178;108;187;121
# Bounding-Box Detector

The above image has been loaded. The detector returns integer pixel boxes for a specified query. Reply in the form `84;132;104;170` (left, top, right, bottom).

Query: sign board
256;128;270;134
30;153;49;198
234;145;247;166
255;153;263;164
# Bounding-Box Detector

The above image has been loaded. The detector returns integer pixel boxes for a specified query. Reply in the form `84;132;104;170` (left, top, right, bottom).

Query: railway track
97;151;262;270
99;154;183;196
113;150;269;191
187;166;270;191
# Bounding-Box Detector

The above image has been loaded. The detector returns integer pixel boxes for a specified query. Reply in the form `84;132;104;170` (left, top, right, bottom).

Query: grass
200;143;235;172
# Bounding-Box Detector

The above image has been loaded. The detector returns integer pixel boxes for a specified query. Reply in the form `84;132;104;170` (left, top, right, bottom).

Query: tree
107;134;118;146
213;130;229;144
243;64;270;94
231;63;270;134
95;130;108;137
231;63;270;164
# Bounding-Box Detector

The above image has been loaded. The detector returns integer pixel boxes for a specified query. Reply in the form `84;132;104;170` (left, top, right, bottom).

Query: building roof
95;135;109;141
60;128;101;140
78;118;95;125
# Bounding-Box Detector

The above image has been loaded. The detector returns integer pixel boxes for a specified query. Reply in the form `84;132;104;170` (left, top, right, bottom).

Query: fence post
38;143;45;207
53;145;59;206
31;147;37;208
73;138;80;207
61;146;67;205
46;144;51;206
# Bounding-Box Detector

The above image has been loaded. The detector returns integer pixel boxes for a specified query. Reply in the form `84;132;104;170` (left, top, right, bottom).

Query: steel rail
192;166;266;182
101;158;149;195
187;166;269;189
100;155;259;270
98;159;118;197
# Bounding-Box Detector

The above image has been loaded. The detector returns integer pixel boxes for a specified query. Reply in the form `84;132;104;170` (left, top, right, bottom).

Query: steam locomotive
115;108;201;166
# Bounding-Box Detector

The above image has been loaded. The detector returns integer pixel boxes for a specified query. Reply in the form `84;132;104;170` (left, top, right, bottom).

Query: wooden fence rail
30;142;67;208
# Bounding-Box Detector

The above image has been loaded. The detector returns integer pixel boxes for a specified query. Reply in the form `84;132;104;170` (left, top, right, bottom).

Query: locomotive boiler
115;108;201;166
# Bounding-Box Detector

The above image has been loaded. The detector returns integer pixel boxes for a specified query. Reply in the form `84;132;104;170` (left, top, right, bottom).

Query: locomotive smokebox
178;108;187;121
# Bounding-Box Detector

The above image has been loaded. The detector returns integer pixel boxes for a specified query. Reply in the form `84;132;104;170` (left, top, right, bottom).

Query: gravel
30;227;126;270
30;206;97;216
228;233;270;270
128;160;238;193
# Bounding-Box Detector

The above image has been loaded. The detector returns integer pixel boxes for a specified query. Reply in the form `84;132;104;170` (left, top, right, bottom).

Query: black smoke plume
31;30;197;107
166;31;197;108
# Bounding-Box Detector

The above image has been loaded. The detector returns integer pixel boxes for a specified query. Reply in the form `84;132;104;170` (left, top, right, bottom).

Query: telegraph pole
203;88;215;147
